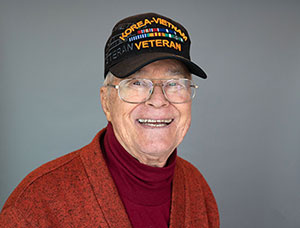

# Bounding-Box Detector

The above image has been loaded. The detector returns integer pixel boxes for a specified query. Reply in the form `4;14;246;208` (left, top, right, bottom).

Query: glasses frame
106;78;198;104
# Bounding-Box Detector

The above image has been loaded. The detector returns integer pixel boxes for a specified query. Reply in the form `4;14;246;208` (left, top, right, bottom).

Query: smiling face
100;59;192;167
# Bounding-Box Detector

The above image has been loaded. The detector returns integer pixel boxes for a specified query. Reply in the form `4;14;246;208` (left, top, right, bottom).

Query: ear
100;86;112;122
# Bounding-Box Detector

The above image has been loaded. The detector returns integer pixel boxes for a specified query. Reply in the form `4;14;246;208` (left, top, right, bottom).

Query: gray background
1;0;299;227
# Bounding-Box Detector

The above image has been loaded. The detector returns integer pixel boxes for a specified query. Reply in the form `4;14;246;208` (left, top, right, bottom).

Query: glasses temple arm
106;84;119;89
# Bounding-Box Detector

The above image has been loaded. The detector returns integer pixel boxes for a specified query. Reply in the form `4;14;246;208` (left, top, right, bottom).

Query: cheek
177;104;192;136
109;101;137;133
179;103;191;122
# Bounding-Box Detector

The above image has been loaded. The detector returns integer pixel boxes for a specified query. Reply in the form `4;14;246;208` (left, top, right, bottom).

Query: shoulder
176;156;205;181
0;128;112;227
175;156;217;204
2;128;107;212
2;149;82;210
0;148;89;227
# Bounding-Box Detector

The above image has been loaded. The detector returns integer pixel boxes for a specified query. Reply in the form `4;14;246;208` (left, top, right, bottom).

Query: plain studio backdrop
0;0;299;227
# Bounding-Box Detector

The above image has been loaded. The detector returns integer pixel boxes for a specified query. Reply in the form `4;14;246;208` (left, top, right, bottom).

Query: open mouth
137;119;173;127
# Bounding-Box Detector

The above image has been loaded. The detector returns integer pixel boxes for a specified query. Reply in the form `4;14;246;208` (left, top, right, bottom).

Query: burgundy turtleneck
102;122;176;228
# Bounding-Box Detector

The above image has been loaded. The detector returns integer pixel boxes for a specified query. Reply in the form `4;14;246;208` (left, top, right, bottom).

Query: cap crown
104;12;207;79
105;13;191;76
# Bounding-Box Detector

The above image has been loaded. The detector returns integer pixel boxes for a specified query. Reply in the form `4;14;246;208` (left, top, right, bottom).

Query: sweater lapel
169;163;186;228
80;129;132;228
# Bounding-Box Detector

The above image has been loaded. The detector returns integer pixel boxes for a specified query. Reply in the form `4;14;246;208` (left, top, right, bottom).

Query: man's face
101;59;192;167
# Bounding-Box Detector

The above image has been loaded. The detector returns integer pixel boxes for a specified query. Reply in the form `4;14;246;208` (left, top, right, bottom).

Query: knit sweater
0;127;219;227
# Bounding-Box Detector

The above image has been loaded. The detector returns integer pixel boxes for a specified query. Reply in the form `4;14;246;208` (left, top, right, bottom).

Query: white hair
102;71;117;98
103;71;116;86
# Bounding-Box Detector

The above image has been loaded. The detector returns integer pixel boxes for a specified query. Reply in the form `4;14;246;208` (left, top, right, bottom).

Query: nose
145;84;169;108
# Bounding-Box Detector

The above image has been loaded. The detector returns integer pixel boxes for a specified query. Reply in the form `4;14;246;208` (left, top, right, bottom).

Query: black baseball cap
104;13;207;79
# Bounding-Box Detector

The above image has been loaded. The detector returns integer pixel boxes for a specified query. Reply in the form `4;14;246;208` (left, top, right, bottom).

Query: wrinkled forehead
131;59;191;79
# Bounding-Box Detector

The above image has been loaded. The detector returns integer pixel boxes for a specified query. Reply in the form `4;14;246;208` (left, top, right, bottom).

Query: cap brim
109;52;207;79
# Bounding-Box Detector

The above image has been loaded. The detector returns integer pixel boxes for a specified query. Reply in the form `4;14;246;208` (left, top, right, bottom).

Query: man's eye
167;81;184;88
128;80;148;88
132;81;141;86
168;82;178;87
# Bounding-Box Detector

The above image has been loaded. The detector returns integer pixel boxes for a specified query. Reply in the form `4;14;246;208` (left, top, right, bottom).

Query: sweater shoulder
176;156;204;178
2;148;84;211
175;156;213;191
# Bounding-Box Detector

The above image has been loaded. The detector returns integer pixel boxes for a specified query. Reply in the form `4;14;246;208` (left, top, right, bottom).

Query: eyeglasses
106;78;198;104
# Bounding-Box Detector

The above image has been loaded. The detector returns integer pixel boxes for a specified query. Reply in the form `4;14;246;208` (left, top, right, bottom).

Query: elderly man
0;13;219;227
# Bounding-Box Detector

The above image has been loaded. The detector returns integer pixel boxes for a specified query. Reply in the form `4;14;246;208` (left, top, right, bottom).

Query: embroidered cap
104;12;207;79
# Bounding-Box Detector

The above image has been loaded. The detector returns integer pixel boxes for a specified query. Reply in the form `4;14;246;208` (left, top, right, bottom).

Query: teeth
147;123;165;127
138;119;173;124
137;119;173;127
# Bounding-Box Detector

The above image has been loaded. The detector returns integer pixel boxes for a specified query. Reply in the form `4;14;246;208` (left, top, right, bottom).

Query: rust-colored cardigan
0;128;219;227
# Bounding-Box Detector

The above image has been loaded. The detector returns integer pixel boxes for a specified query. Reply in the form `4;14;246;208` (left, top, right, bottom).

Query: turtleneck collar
103;122;177;206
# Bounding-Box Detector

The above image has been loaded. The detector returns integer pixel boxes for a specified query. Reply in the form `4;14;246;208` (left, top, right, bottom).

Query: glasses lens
164;79;195;103
119;78;152;103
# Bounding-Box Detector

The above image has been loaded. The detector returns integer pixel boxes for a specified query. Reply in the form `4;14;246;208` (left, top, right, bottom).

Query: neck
125;150;174;167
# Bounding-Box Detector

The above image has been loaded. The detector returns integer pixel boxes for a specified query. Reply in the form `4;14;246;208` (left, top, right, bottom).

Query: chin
139;143;175;156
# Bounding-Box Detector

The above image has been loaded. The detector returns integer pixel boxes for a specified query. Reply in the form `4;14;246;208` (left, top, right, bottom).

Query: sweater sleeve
0;206;33;228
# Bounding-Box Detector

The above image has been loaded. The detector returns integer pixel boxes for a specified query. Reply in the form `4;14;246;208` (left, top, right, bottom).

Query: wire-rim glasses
106;78;198;104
